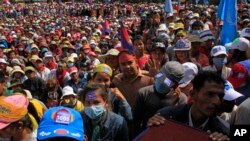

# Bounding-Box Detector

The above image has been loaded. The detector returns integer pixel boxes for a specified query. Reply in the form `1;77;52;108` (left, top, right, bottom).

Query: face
70;72;79;81
180;83;193;97
175;51;189;63
134;39;144;56
105;55;118;68
192;81;224;117
13;72;22;78
0;63;6;70
8;52;16;59
119;59;139;77
150;48;165;61
93;72;111;88
25;71;36;80
0;123;17;138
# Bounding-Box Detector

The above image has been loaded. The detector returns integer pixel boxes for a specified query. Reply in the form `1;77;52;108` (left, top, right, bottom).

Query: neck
190;105;208;128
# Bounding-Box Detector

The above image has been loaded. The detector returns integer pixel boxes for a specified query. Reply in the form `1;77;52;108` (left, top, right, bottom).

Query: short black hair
192;71;225;91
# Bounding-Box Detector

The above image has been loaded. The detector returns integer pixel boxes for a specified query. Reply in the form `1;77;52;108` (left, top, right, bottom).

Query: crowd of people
0;1;250;141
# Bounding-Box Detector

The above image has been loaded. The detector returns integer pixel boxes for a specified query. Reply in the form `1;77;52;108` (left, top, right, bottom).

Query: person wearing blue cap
37;106;86;141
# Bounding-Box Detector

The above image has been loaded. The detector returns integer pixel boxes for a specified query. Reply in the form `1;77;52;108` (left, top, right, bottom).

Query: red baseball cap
228;63;248;88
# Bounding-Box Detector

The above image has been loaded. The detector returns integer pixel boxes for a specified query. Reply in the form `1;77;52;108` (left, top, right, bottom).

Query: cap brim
225;42;235;50
37;126;83;141
0;122;11;130
212;51;228;57
224;89;244;101
178;81;191;88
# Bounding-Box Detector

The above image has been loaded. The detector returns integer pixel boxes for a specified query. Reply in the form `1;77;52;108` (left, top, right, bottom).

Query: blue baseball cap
37;106;84;141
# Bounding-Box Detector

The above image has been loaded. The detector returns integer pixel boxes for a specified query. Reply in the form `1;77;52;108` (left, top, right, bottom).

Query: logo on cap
245;28;250;33
87;91;96;100
178;41;186;48
54;109;72;124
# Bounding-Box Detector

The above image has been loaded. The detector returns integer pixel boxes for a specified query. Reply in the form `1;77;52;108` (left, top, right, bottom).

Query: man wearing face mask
60;86;84;112
203;45;231;79
133;61;187;136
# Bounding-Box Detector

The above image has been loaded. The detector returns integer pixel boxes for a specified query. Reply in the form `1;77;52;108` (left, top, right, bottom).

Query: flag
165;0;173;14
121;25;135;54
195;0;200;5
217;0;225;20
220;0;237;45
101;19;111;34
3;0;11;5
203;0;208;5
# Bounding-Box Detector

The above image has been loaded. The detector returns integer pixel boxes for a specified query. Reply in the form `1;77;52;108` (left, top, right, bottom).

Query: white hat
0;58;9;65
24;90;33;99
210;45;228;57
225;37;250;51
70;53;78;58
179;62;198;88
61;86;77;99
44;51;53;58
224;81;244;101
240;28;250;38
157;24;168;32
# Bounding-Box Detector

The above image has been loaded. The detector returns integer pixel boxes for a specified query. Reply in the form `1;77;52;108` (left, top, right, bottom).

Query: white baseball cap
224;81;244;101
179;62;198;88
225;37;250;51
240;28;250;38
210;45;228;57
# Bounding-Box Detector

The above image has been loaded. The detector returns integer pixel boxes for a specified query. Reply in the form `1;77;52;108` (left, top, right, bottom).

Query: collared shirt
188;108;209;129
113;69;154;108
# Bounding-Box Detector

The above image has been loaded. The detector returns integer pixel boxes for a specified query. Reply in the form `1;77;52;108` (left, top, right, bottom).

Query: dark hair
191;21;204;30
192;71;225;91
133;35;144;43
0;71;5;83
78;84;109;103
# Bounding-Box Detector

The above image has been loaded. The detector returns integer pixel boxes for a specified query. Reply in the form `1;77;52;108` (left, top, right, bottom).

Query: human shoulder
158;104;190;120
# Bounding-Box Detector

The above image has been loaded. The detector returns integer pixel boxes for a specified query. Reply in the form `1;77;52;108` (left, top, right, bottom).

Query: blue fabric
220;0;237;45
165;0;173;14
121;25;135;54
217;0;225;20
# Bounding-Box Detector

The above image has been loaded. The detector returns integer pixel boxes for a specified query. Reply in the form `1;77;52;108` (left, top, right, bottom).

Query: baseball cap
61;86;77;99
68;67;78;76
225;37;250;51
240;28;250;38
199;30;215;42
223;81;244;101
179;62;198;88
44;51;53;58
188;35;201;43
0;94;29;129
37;106;84;141
151;42;165;51
210;45;228;57
228;63;248;88
174;39;191;51
158;61;184;84
94;64;112;77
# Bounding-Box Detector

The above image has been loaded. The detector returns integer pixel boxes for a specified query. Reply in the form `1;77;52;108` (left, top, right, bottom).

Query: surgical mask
191;30;201;36
18;48;24;51
67;62;74;67
213;57;227;67
84;105;106;120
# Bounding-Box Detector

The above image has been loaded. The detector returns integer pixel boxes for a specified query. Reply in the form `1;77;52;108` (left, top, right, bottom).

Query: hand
111;88;126;101
207;130;230;141
147;58;161;77
147;113;165;127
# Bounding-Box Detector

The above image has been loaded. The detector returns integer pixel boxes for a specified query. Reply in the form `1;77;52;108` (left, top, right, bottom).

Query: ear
16;121;24;131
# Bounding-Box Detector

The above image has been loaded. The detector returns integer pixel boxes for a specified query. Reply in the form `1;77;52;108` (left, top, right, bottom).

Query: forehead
85;90;104;102
198;81;224;94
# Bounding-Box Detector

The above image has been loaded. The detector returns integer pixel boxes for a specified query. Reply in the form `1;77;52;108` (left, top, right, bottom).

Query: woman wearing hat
203;45;231;79
10;66;27;83
174;39;198;66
